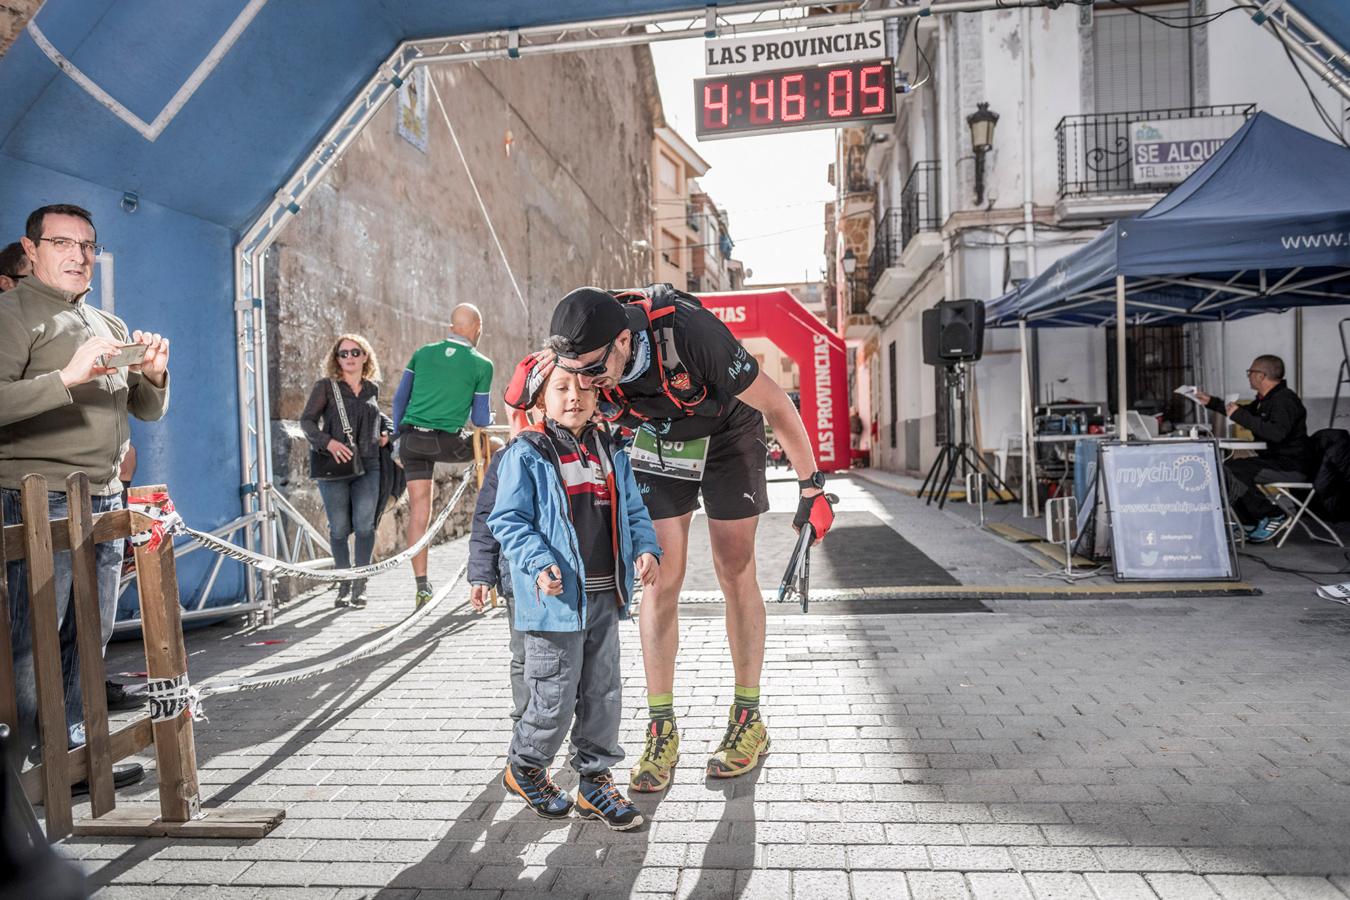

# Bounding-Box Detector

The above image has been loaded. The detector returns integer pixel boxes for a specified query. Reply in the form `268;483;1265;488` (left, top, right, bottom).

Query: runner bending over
543;284;833;791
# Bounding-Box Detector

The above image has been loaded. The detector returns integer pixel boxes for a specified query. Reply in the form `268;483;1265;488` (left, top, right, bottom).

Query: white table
1033;433;1114;445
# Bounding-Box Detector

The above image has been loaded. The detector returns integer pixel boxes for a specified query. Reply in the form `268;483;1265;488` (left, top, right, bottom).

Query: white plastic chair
995;432;1024;484
1261;483;1344;549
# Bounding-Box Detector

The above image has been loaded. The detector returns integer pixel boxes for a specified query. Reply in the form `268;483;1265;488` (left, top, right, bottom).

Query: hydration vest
599;284;718;425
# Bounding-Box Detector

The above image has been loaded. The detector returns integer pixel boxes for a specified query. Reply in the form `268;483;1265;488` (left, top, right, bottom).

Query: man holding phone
0;204;169;787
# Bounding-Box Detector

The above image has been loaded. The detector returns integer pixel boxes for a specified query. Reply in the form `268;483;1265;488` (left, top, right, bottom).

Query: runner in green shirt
392;304;494;607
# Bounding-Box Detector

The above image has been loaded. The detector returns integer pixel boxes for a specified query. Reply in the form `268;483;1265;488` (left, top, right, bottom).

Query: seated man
1197;354;1310;543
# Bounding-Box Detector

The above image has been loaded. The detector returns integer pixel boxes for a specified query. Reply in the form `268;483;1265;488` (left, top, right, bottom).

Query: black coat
1311;429;1350;521
1208;381;1309;472
468;448;512;597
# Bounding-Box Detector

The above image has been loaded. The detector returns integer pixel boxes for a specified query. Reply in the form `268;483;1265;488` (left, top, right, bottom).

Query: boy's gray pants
508;590;623;777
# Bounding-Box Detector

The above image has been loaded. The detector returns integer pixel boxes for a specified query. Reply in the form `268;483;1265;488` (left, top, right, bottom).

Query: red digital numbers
781;73;806;122
749;78;774;125
695;60;893;139
860;64;886;114
827;68;854;118
703;82;729;129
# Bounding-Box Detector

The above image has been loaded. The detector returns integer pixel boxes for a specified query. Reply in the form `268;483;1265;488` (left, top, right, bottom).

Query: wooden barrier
0;474;284;841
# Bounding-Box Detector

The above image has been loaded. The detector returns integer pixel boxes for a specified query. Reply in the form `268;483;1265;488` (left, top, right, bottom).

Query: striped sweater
543;419;617;593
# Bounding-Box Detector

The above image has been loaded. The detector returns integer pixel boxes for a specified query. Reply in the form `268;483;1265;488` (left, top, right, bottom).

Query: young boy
468;354;566;722
488;362;661;831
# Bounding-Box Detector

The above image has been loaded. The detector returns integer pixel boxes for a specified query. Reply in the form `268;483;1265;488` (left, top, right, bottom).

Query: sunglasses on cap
554;340;615;378
336;348;365;359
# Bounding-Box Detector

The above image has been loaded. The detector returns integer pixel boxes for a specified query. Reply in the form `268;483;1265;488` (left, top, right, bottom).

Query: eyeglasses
555;341;615;378
38;236;104;258
1245;369;1266;377
336;348;365;359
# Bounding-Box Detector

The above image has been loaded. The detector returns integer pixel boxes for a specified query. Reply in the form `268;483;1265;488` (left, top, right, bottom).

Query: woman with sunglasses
300;333;392;607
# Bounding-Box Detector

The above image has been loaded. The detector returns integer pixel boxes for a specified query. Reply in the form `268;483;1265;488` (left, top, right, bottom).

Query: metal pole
1018;319;1031;517
1021;7;1037;277
1116;274;1128;438
411;0;1055;66
1295;307;1304;397
112;602;267;636
1231;0;1350;104
251;250;277;626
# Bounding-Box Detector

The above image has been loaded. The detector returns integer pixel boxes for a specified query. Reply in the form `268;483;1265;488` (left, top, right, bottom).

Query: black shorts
633;405;769;521
398;427;473;481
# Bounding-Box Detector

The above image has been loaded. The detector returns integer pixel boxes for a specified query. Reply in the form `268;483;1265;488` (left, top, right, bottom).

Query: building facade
270;47;659;555
652;126;711;287
835;1;1349;476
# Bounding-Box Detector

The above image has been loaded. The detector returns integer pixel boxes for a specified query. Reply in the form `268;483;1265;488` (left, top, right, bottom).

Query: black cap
549;287;648;359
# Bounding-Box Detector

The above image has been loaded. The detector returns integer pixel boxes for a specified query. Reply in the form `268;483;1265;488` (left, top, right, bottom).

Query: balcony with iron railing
1056;104;1255;202
841;275;876;340
866;161;942;318
900;160;941;249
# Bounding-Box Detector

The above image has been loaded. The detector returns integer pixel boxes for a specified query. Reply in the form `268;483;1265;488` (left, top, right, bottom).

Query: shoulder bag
309;379;365;481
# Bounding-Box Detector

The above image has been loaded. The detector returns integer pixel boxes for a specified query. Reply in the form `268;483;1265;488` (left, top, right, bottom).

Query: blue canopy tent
987;113;1350;513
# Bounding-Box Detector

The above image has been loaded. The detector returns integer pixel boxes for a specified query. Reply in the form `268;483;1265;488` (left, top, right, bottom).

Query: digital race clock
694;59;896;141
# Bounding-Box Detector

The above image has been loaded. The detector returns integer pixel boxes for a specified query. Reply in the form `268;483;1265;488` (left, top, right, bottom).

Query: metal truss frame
1235;0;1350;104
228;0;1350;624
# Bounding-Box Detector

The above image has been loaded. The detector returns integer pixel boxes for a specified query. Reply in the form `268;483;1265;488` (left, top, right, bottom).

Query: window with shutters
1092;4;1192;114
657;152;680;194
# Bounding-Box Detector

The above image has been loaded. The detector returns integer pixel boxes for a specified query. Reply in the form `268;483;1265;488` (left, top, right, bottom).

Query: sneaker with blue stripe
576;771;644;831
1248;515;1288;543
503;763;573;819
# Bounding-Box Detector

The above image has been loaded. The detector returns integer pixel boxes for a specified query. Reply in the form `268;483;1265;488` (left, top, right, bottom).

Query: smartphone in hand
101;343;149;368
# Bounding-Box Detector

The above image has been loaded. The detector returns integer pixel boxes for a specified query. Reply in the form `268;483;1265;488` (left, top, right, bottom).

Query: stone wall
266;47;657;580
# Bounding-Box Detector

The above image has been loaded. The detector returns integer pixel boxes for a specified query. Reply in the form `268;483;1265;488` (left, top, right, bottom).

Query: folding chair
1261;482;1345;549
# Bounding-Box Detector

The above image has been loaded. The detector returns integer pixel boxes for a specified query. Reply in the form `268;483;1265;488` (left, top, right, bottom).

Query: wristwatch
798;471;826;491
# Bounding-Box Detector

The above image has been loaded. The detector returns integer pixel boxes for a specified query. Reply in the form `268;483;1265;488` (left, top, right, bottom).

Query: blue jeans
316;458;380;570
3;488;123;754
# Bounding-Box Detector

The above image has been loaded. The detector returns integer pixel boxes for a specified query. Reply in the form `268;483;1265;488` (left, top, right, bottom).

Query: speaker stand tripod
919;362;1018;509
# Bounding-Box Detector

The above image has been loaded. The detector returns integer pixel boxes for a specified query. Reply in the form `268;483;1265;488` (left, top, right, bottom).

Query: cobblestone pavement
53;473;1350;899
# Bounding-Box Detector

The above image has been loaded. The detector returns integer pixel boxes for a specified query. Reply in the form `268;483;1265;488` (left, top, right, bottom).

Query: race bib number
629;428;710;481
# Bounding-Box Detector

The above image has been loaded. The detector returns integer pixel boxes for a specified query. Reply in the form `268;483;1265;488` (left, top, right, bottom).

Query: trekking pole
777;524;814;613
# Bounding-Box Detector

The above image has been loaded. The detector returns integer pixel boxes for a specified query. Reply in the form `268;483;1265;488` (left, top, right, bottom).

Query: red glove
504;351;554;410
793;492;837;544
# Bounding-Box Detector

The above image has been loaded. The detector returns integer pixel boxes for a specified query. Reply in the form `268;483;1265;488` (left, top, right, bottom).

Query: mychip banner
1100;440;1237;581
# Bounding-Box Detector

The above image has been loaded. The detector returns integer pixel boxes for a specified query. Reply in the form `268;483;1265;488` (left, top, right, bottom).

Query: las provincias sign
704;21;885;76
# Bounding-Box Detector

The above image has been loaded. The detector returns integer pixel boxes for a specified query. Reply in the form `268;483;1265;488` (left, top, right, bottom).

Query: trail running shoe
576;771;644;831
630;718;680;793
1248;515;1288;543
415;586;434;610
502;763;573;819
706;706;770;779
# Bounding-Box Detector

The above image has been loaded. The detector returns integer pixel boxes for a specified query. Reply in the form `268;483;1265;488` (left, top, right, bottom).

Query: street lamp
967;101;999;206
842;249;857;276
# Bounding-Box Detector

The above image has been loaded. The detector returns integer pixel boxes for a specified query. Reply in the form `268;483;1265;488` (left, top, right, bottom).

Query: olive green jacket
0;277;169;495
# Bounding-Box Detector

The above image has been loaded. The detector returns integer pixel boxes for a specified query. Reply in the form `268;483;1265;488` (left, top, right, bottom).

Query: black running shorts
398;427;473;481
633;403;770;521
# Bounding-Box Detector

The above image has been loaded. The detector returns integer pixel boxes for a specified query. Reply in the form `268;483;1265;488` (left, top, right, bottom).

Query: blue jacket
468;449;512;597
487;423;661;632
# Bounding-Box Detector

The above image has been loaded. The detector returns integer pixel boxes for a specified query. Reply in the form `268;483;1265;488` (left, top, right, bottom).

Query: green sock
733;684;760;712
647;692;675;722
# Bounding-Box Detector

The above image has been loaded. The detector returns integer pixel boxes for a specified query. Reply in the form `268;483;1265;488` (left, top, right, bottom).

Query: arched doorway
697;289;851;473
